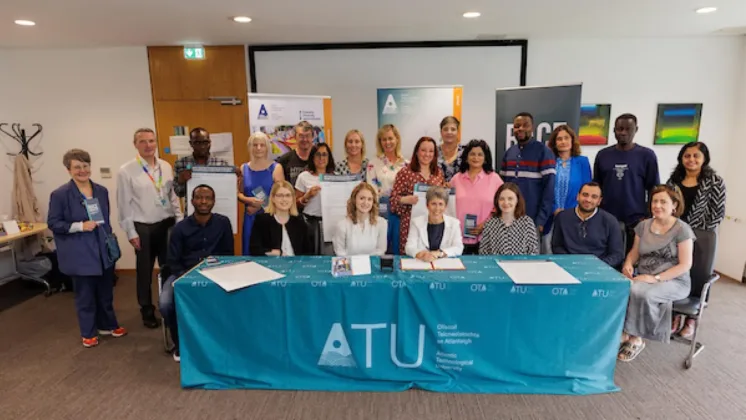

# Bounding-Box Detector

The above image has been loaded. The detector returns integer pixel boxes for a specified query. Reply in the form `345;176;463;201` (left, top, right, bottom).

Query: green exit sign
184;47;205;60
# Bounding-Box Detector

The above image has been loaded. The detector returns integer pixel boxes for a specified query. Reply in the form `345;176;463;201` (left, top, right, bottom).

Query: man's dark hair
579;181;602;196
615;113;637;126
513;112;534;123
192;184;215;199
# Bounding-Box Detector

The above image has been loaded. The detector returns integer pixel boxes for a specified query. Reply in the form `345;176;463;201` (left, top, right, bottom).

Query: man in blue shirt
159;184;234;362
500;112;556;252
552;182;624;268
593;113;659;253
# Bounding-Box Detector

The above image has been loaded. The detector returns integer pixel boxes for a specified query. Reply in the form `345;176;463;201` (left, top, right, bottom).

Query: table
0;223;51;295
175;255;630;394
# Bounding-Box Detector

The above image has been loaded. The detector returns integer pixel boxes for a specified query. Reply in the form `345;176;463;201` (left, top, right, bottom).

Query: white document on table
350;255;372;275
169;135;192;156
400;258;435;271
497;260;581;285
410;184;457;229
319;174;363;242
432;258;465;270
199;261;285;292
187;167;238;234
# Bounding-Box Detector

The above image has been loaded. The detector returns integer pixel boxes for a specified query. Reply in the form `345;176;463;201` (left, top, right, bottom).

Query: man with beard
159;184;233;362
593;113;659;253
276;120;316;187
499;112;556;252
551;182;624;268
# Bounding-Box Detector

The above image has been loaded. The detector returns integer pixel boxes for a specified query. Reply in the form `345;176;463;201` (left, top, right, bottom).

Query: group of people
47;111;726;365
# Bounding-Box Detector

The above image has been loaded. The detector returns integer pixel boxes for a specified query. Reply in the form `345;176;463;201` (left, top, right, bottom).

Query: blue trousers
159;275;179;350
72;269;119;339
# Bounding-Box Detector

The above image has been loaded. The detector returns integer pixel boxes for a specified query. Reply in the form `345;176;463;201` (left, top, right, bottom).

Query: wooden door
148;46;250;255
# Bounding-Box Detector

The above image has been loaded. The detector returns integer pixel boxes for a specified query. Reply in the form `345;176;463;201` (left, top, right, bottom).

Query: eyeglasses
191;140;210;146
314;153;329;158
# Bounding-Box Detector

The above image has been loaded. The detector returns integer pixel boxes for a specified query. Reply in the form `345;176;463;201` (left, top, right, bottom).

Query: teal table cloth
175;255;630;394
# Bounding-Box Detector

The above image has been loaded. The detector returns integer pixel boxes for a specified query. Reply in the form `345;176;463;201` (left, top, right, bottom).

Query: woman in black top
250;181;312;256
666;141;726;338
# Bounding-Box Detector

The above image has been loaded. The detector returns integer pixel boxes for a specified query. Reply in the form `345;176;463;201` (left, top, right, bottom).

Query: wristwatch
654;274;661;282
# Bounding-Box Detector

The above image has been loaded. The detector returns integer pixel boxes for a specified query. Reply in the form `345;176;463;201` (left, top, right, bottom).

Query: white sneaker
173;350;180;363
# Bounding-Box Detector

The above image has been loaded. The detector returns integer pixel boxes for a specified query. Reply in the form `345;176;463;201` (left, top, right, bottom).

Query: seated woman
405;186;463;261
479;182;539;255
333;183;388;256
250;181;312;256
618;185;695;362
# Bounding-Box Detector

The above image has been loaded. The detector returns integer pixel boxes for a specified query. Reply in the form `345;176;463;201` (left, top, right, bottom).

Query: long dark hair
409;137;440;174
458;139;494;174
669;141;714;184
307;143;336;174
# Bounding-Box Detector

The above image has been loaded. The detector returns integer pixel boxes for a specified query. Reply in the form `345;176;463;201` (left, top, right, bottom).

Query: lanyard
136;156;163;192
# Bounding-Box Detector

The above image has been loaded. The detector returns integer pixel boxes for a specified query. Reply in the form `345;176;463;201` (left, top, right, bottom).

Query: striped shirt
174;154;231;197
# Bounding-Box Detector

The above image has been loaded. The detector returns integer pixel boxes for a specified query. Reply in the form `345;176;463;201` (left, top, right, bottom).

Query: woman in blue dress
238;132;285;255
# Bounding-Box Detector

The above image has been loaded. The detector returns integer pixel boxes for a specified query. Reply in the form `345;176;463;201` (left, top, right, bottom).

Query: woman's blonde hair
346;182;379;225
266;181;298;216
375;124;402;158
247;131;271;154
344;129;367;158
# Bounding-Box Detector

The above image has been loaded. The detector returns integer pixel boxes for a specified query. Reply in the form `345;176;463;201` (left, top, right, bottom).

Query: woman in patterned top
437;116;464;182
335;129;369;180
479;182;540;255
390;137;447;254
666;141;725;339
618;185;695;362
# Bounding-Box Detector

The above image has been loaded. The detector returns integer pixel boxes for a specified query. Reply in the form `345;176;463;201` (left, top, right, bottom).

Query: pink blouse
450;171;503;244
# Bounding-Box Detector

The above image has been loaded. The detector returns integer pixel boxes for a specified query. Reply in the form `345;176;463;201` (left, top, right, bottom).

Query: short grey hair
133;128;155;142
425;186;449;205
63;149;91;170
295;120;313;134
247;131;271;150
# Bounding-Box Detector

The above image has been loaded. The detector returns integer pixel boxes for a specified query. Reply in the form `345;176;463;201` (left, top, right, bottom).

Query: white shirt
333;216;388;256
281;224;295;256
295;171;322;217
117;156;183;240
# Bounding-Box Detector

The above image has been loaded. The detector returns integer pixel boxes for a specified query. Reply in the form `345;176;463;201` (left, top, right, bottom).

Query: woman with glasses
250;181;312;256
295;143;336;255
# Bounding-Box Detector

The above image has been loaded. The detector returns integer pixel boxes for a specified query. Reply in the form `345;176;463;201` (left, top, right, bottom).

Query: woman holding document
48;149;126;348
250;181;312;256
405;186;463;261
238;132;285;255
479;183;540;255
333;183;388;256
295;143;336;255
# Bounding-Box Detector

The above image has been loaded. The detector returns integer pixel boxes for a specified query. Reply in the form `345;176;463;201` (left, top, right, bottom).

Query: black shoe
142;313;161;329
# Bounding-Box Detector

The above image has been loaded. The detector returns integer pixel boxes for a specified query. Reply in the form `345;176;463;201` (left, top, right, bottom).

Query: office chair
157;266;175;354
671;228;719;369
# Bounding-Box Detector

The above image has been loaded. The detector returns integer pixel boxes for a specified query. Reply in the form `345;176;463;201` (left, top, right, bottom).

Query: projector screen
251;45;523;160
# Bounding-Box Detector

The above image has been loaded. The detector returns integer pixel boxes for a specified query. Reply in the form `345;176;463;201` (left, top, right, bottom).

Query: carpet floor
1;274;745;420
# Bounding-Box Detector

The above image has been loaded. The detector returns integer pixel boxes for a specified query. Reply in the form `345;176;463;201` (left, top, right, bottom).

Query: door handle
208;96;242;106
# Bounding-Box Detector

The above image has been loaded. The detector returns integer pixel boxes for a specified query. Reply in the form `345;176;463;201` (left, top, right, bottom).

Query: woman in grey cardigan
666;141;725;338
618;185;695;362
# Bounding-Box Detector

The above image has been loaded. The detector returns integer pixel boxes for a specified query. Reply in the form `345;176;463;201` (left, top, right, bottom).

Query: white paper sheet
432;258;465;270
169;135;191;155
410;184;457;228
319;175;363;242
350;255;372;275
497;260;581;285
400;258;433;271
210;132;234;153
199;261;285;292
187;168;238;234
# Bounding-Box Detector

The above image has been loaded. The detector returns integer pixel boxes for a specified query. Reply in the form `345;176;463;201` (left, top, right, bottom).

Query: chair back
689;228;717;298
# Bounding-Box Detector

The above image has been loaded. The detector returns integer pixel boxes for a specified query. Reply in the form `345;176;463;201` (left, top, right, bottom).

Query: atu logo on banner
317;323;426;369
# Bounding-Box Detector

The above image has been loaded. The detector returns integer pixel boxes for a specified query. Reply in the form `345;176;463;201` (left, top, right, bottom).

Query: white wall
0;47;155;270
528;36;745;278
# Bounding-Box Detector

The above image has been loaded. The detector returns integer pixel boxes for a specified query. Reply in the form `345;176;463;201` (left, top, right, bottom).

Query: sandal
618;340;646;362
679;321;695;339
672;315;684;334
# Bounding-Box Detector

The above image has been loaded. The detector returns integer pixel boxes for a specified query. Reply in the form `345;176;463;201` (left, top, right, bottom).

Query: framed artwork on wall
653;103;703;145
578;104;611;145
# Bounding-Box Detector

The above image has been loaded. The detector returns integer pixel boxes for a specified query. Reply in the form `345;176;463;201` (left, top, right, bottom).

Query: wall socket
100;167;112;179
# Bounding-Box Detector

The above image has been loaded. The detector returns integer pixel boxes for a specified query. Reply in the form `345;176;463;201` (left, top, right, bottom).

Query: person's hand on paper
416;250;438;263
129;237;141;251
401;195;419;206
265;249;281;256
622;263;634;279
178;169;192;184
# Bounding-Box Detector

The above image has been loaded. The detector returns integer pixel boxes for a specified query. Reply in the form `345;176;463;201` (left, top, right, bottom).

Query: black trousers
134;218;175;314
463;244;480;255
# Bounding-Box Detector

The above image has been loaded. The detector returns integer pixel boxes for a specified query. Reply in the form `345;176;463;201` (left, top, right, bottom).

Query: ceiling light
695;7;717;14
14;20;36;26
233;16;252;23
463;12;481;18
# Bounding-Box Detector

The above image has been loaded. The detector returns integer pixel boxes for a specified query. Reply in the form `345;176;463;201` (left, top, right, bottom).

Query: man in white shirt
117;128;183;328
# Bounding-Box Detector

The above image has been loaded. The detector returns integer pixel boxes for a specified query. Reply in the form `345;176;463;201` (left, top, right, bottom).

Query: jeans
159;274;179;350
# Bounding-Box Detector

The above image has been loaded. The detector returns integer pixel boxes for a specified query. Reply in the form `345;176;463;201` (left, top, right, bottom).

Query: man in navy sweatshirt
593;113;659;253
552;182;624;268
500;112;556;252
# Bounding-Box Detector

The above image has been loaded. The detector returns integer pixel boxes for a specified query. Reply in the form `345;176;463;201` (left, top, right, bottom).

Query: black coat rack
0;123;43;159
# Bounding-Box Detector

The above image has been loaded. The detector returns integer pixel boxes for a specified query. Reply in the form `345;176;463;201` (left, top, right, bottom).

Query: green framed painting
579;104;611;145
653;103;703;145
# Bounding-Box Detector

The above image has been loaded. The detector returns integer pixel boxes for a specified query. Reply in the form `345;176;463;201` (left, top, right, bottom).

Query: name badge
84;198;106;225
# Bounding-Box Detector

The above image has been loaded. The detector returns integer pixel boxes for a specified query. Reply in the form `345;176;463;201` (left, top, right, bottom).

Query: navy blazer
48;180;115;277
547;155;593;233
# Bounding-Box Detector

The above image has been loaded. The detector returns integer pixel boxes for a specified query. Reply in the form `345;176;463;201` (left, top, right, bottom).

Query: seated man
551;182;624;268
160;184;233;362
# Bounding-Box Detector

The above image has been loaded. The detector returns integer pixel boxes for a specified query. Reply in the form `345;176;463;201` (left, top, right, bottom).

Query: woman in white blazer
405;186;464;261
